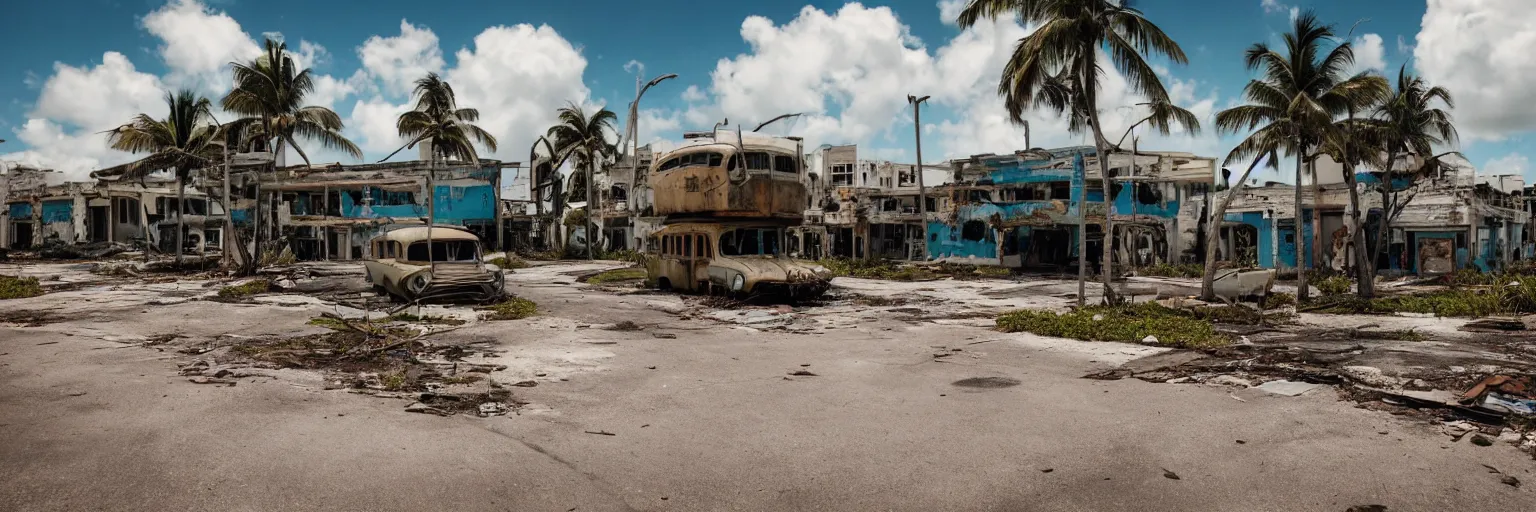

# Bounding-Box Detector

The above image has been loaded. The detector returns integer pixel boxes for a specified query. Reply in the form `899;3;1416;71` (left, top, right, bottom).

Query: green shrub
996;303;1227;348
1141;263;1204;278
0;276;44;300
487;255;530;269
1315;275;1352;296
1263;292;1296;308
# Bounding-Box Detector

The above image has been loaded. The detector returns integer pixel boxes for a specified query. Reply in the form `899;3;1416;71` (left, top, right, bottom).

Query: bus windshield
719;228;783;257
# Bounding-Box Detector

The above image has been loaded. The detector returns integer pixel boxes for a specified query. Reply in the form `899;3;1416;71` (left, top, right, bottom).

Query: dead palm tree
1210;11;1388;301
99;90;222;266
1366;66;1457;283
222;38;360;166
384;72;498;262
546;104;618;259
957;0;1196;306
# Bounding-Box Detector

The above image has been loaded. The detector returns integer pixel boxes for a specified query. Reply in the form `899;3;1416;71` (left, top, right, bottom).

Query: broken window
742;152;772;171
406;240;478;262
961;221;989;242
720;228;784;256
831;164;854;185
659;157;681;172
774;155;796;173
372;189;415;206
115;197;140;225
1137;183;1162;205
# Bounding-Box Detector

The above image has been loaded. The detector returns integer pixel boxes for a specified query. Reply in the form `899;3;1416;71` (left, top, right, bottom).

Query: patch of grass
482;297;537;320
380;371;409;391
588;267;647;284
1313;288;1507;318
595;249;644;264
487;255;530;269
995;302;1228;348
1140;263;1204;278
0;276;44;300
818;258;935;281
306;316;355;331
217;279;271;299
1371;329;1426;341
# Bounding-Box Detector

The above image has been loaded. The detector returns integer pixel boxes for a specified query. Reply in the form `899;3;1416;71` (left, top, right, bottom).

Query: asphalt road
1;261;1532;511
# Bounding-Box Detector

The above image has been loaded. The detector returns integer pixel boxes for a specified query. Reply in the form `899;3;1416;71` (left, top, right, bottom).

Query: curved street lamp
617;73;677;249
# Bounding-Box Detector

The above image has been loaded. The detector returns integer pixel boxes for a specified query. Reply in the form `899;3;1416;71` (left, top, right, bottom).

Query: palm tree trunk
427;150;436;264
1295;149;1309;302
587;150;596;261
1372;147;1401;276
1345;164;1374;297
176;174;186;266
1200;157;1266;300
1310;157;1323;273
1088;109;1118;305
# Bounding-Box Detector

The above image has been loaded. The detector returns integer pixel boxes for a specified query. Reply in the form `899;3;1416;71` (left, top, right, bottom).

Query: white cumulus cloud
357;20;446;98
1349;34;1387;75
1485;153;1531;178
141;0;260;94
1416;0;1536;140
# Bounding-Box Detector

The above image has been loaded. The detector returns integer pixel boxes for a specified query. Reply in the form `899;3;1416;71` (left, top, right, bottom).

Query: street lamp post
908;95;930;262
625;73;677;248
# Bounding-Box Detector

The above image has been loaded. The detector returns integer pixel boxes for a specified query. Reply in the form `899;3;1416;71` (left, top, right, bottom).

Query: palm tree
957;0;1195;306
1209;12;1388;301
99;90;222;266
1315;111;1384;297
222;38;360;166
386;72;498;263
546;103;618;259
1367;66;1457;286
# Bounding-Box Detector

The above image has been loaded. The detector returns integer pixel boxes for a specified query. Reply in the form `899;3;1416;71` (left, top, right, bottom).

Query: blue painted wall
926;220;997;260
40;200;72;223
336;184;496;225
8;203;32;219
1225;212;1274;268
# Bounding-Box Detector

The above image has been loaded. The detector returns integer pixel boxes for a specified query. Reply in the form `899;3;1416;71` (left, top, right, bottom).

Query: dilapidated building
1;164;219;253
214;159;515;261
795;145;1219;270
1216;155;1528;275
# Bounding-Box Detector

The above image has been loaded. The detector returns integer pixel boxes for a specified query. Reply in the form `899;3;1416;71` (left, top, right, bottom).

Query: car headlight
731;274;745;291
410;273;431;292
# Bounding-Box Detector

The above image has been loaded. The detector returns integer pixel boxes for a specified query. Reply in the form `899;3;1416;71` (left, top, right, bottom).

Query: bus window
708;153;722;167
695;235;707;257
774;155;796;173
683;235;693;257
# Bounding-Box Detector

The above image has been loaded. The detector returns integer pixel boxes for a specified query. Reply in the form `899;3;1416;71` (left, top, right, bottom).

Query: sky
1;0;1533;187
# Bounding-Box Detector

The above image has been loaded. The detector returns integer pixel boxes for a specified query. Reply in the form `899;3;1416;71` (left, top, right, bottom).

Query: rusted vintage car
363;226;505;303
645;222;832;299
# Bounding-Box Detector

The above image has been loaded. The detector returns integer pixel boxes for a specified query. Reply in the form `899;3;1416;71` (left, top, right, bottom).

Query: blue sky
2;0;1532;185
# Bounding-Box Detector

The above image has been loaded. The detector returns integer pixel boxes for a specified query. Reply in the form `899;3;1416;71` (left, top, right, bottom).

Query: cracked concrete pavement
2;260;1534;511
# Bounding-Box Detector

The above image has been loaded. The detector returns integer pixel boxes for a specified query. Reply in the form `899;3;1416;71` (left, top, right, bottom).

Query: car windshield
405;240;479;262
719;228;783;257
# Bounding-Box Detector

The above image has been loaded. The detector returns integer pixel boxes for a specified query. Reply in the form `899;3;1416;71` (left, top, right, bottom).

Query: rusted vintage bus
648;131;808;220
645;222;831;299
